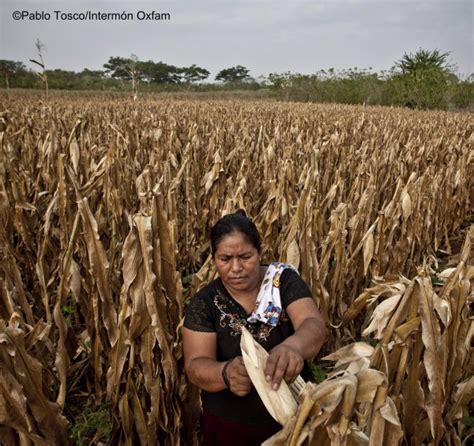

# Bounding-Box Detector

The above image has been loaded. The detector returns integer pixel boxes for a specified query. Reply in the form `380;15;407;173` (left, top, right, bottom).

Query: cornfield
0;94;472;445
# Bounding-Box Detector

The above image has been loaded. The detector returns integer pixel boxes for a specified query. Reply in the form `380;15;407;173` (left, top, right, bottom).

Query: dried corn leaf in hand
240;325;299;425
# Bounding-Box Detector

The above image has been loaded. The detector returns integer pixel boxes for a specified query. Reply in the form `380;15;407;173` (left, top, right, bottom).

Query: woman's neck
224;266;267;312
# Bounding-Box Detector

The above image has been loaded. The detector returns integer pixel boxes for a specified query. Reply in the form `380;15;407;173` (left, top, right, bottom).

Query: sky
1;0;472;80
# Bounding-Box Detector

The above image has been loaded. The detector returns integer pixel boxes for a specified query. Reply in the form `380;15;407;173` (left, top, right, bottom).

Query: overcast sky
1;0;472;79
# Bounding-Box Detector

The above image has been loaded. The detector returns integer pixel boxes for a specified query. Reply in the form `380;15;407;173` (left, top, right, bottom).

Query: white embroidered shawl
247;262;298;327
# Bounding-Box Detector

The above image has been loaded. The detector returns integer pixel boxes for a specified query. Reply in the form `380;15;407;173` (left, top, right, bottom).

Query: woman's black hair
210;210;261;255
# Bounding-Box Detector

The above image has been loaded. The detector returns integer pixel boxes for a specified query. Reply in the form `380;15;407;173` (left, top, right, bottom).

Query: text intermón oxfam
12;10;171;21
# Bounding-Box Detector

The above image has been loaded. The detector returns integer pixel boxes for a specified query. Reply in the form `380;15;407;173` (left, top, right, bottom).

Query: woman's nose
230;258;242;272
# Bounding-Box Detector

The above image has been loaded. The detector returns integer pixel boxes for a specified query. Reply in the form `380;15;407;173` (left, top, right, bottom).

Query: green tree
104;55;141;98
0;60;27;89
142;61;181;84
215;65;250;83
137;60;157;83
180;64;210;83
395;49;455;75
76;69;106;90
105;57;183;85
103;56;134;80
47;69;78;89
80;68;105;78
392;48;457;109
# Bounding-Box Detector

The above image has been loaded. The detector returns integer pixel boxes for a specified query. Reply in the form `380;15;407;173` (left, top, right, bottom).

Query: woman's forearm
281;317;327;360
186;357;228;392
187;356;253;396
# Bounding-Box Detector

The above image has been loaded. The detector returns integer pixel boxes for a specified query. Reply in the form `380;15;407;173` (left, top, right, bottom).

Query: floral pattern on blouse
213;290;278;342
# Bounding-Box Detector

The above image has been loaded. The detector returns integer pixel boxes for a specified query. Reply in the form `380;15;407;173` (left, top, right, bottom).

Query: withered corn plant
0;93;472;444
261;227;472;446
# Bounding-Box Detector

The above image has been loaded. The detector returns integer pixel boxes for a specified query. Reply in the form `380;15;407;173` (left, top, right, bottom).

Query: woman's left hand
264;343;304;390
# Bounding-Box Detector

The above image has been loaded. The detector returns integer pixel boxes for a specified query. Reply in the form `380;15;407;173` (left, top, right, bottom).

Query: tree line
0;56;251;88
0;50;472;110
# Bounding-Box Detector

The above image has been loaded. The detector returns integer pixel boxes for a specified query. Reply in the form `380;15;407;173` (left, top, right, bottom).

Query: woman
183;211;327;445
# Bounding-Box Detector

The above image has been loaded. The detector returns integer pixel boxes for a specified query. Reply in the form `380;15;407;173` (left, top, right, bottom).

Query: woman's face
213;231;261;294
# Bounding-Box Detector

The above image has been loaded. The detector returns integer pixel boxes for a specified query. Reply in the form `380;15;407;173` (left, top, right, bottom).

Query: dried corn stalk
263;342;402;446
342;226;473;445
0;318;70;445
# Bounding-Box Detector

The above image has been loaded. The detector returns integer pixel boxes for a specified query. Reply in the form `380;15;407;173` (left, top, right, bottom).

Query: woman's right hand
225;357;252;396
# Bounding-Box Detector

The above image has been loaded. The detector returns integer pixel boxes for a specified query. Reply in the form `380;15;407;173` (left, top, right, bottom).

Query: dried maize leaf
417;274;445;442
362;294;403;339
286;239;301;269
323;342;374;368
355;369;386;403
240;326;298;425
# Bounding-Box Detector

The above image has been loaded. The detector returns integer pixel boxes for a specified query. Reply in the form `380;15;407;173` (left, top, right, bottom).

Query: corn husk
240;326;299;425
